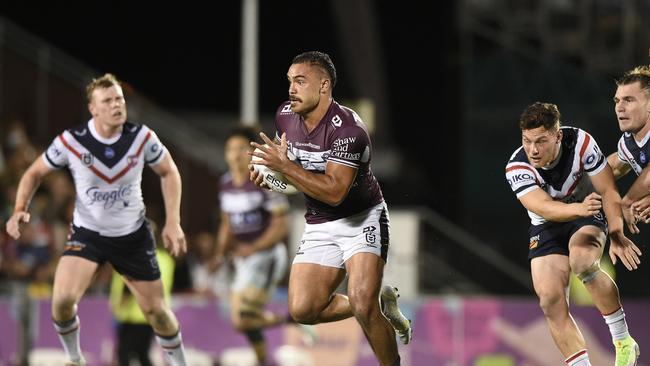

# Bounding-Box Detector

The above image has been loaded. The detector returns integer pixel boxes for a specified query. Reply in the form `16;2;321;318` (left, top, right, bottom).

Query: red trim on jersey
565;349;587;363
59;131;152;184
565;133;591;196
505;164;536;174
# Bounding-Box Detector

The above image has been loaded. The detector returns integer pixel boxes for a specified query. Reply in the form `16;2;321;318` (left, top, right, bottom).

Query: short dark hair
292;51;337;88
616;65;650;96
225;125;261;145
519;102;561;131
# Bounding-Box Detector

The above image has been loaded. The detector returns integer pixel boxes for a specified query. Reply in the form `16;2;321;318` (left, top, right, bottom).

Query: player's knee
536;290;567;316
143;304;176;332
348;287;379;326
572;260;600;284
52;294;78;319
288;302;318;324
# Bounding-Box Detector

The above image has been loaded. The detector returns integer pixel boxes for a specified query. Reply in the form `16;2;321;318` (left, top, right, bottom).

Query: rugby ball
251;147;299;195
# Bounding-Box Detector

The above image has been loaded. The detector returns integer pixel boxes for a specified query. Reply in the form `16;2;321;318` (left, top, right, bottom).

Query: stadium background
0;1;648;365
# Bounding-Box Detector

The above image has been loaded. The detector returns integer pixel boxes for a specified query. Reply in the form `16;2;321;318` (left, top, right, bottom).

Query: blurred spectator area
0;18;223;237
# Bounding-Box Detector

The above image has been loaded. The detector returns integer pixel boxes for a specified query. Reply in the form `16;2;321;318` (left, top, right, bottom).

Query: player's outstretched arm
607;152;631;180
518;188;601;222
151;154;186;257
6;157;52;239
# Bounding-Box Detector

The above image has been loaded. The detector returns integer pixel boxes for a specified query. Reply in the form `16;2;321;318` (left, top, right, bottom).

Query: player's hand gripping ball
252;146;299;195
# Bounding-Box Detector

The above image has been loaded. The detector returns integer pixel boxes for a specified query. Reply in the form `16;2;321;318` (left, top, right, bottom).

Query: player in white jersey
5;74;188;365
250;51;410;366
506;102;641;366
608;65;650;227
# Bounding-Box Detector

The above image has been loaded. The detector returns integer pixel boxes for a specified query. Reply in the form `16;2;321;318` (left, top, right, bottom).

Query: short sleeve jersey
505;126;607;225
616;131;650;175
218;173;289;243
275;100;383;224
43;120;166;236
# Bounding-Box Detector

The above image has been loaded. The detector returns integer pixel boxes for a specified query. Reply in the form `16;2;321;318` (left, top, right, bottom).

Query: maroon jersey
275;100;384;223
219;172;289;243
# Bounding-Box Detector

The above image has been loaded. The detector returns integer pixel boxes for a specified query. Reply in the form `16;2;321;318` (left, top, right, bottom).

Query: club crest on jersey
127;155;139;167
281;104;292;114
331;115;342;127
104;147;115;159
640;151;646;164
81;153;93;167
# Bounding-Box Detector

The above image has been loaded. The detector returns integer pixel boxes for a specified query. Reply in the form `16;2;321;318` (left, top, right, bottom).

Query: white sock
565;349;591;366
603;307;630;341
53;315;83;363
156;331;187;365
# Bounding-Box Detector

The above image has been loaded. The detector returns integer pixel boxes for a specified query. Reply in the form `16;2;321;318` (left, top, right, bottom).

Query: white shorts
293;202;390;268
232;243;288;292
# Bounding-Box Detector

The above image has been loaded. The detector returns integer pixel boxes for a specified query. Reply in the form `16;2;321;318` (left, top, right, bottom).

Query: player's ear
320;79;330;94
557;129;563;143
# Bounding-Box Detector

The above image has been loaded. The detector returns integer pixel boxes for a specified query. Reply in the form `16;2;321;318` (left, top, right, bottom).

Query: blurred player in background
213;126;312;366
5;73;188;365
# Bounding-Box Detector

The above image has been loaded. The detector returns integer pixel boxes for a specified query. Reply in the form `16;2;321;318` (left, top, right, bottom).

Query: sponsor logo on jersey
641;151;646;164
331;151;361;160
333;137;356;148
331;115;342;127
86;185;133;209
294;141;321;149
48;145;62;157
572;171;583;182
81;153;94;167
151;143;160;153
74;128;88;137
529;235;540;249
507;173;535;187
104;147;115;159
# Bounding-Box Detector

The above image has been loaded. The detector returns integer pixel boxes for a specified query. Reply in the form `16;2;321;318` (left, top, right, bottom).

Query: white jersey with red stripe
42;119;166;236
505;126;607;225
